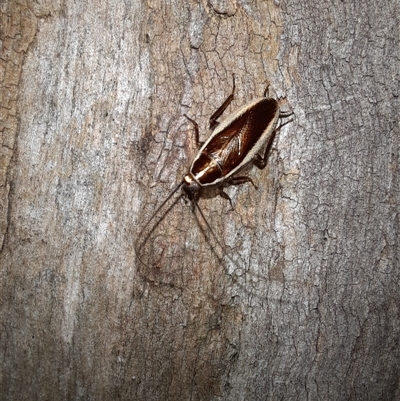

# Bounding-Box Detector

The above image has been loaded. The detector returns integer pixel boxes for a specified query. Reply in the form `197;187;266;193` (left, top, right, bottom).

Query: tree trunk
1;0;399;400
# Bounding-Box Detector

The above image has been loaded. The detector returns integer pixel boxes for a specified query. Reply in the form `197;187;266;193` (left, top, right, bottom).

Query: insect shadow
135;75;293;288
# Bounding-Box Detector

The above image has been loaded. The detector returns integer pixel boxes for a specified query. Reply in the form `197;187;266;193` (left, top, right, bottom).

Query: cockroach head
182;174;200;202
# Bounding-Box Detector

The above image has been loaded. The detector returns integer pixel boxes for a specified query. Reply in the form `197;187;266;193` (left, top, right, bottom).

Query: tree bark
1;0;400;400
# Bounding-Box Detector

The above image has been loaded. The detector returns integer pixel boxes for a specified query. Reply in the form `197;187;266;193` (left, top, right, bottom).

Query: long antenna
193;201;240;272
135;182;183;268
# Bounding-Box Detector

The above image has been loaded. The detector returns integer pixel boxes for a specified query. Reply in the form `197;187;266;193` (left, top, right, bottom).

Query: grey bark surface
1;1;400;400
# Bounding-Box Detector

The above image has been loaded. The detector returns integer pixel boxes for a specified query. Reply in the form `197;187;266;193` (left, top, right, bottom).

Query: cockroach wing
204;98;279;175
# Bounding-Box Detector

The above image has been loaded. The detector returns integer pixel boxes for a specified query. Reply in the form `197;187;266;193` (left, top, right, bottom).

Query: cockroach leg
184;114;203;149
279;109;294;119
263;83;270;98
253;117;293;170
229;175;258;190
209;74;236;130
218;190;234;210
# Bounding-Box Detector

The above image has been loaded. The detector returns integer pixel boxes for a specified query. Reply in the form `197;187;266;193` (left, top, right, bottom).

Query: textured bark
1;0;400;400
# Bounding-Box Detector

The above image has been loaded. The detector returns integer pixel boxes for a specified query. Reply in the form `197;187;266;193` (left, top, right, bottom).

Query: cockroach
135;76;293;271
